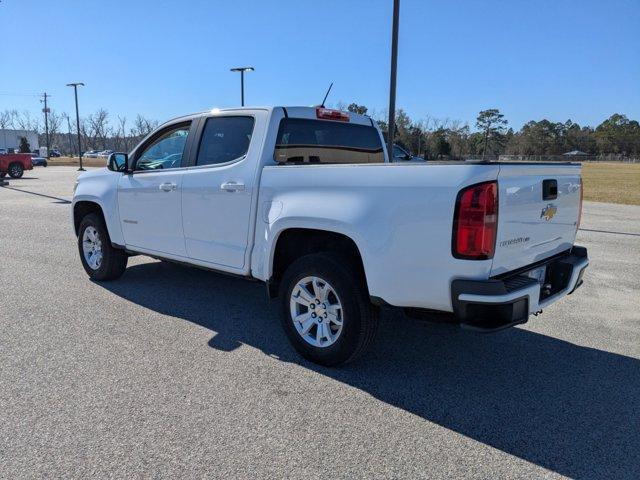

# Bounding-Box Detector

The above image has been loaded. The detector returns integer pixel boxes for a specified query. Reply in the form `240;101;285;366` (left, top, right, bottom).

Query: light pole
41;92;51;159
387;0;400;161
230;67;254;106
66;82;85;171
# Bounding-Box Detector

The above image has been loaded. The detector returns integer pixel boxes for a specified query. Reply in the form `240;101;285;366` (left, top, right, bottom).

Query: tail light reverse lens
453;181;498;259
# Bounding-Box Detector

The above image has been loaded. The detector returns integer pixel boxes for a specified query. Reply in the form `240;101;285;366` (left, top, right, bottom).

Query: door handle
220;181;245;192
159;182;177;192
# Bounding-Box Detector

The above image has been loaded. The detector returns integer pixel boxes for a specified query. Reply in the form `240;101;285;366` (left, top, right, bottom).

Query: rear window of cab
274;118;384;164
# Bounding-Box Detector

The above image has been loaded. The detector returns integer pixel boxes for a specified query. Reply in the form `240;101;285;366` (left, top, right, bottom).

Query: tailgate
491;163;581;276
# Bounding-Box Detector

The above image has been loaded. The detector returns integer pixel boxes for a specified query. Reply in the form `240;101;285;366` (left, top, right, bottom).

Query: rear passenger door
181;113;262;271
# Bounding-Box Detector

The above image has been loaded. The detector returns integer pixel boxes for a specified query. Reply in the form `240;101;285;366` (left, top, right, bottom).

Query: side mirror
108;152;128;172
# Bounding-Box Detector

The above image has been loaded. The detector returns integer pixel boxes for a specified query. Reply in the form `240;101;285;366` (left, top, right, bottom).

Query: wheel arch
72;200;115;242
267;227;369;299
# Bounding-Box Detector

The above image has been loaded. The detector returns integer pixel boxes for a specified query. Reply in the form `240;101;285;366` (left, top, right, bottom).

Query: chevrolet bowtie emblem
540;204;557;221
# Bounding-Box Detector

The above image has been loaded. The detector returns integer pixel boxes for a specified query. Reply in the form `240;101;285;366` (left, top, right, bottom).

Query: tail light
577;177;583;230
452;181;498;260
316;107;350;122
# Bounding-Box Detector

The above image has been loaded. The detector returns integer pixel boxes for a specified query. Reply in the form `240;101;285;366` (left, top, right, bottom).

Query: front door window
136;125;190;170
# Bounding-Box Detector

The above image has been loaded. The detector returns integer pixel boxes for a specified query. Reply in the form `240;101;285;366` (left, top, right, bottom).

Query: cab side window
135;123;191;171
196;116;255;166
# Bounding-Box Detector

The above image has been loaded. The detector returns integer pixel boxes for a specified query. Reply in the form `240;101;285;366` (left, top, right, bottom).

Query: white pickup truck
72;106;588;365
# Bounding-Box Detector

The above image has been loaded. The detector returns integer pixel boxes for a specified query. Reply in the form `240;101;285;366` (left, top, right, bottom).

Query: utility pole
230;67;254;106
387;0;400;162
66;82;85;171
41;92;50;158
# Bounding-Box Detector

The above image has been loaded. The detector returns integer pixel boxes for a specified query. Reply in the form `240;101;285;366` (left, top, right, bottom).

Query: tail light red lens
452;181;498;260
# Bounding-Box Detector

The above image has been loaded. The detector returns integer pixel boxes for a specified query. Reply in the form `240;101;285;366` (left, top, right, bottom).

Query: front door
181;114;259;271
118;122;193;257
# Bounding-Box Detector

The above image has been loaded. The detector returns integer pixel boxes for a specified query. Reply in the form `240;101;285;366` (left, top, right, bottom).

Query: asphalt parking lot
1;166;639;479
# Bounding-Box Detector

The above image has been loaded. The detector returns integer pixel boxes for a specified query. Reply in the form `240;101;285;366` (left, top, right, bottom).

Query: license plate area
538;260;573;301
526;265;547;285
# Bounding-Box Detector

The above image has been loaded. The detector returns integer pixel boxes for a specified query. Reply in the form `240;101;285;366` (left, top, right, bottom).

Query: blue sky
1;0;638;130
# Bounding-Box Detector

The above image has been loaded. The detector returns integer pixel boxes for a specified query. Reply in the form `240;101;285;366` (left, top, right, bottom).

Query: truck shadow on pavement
0;185;71;204
101;260;639;480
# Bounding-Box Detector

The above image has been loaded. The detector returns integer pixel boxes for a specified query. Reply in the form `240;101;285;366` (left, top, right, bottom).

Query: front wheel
8;163;23;178
78;213;128;280
279;253;379;366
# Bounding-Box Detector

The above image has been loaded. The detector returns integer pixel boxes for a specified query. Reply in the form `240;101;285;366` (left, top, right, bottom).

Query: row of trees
344;103;640;159
2;105;639;159
0;109;159;155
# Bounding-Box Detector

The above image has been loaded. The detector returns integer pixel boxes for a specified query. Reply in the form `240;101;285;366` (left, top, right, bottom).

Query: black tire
279;253;379;366
77;213;128;281
8;163;23;178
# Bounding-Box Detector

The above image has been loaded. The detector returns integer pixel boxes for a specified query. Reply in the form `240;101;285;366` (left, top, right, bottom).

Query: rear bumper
451;246;588;332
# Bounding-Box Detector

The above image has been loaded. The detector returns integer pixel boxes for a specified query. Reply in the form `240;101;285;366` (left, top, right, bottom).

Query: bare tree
13;110;40;132
60;113;75;155
87;109;110;150
334;101;347;111
80;118;93;150
0;110;11;129
6;110;18;129
115;115;130;152
131;114;159;138
448;121;470;159
47;110;62;136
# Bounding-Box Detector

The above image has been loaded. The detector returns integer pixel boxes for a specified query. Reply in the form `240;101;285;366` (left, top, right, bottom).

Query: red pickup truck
0;153;33;178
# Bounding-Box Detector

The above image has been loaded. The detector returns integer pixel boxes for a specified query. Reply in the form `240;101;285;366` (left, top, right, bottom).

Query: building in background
0;129;39;152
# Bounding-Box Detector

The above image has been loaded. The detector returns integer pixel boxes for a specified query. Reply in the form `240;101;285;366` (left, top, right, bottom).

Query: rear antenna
320;82;333;107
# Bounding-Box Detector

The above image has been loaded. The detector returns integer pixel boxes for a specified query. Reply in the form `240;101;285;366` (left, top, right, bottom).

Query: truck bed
255;161;581;311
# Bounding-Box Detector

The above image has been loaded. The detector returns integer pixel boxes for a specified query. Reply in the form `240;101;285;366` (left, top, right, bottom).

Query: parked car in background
84;150;101;158
31;156;48;167
0;153;33;178
391;144;425;163
72;106;588;366
49;149;62;157
98;150;114;158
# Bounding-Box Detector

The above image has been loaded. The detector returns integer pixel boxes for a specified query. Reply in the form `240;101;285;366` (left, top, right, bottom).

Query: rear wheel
279;253;379;366
8;163;23;178
78;213;128;280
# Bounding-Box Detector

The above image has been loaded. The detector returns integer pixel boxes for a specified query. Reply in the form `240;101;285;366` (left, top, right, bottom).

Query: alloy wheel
82;226;103;270
289;276;344;348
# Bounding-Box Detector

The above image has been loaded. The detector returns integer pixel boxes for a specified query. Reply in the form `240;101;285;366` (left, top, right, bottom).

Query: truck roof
170;106;375;127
